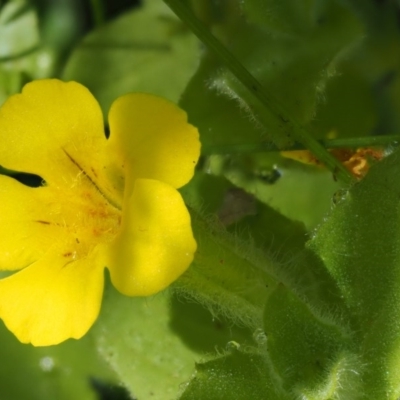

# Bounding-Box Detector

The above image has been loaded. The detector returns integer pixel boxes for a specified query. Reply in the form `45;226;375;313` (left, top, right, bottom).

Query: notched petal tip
108;93;201;189
0;79;106;187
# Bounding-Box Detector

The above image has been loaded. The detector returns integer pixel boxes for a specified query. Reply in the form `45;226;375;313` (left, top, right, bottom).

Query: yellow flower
0;79;200;346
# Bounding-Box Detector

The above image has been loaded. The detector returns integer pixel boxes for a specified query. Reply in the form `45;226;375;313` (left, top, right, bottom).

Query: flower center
62;178;122;261
43;151;124;263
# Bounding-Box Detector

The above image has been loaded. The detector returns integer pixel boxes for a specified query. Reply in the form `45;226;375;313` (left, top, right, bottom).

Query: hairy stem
202;135;400;155
164;0;355;184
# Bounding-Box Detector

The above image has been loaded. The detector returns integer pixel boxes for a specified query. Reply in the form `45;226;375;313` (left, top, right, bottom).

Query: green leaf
180;0;363;150
180;54;266;149
63;0;199;113
226;0;363;128
309;149;400;398
0;0;41;104
183;168;309;262
178;346;286;400
92;282;201;400
307;1;400;139
169;295;253;355
0;1;39;59
94;241;267;399
308;70;377;139
263;283;360;399
0;322;115;400
175;208;279;331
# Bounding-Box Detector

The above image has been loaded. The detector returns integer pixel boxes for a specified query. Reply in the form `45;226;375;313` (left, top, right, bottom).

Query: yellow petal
108;93;200;189
0;171;121;271
106;178;197;296
0;245;105;346
0;79;122;207
0;175;69;270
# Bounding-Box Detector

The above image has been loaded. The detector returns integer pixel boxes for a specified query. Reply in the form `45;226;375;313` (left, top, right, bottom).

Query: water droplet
332;188;348;205
253;328;267;344
37;51;52;70
39;356;55;372
226;341;240;350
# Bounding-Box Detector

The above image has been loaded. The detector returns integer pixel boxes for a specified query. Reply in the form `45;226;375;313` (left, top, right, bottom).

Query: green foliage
179;346;286;400
93;281;253;400
0;321;115;400
310;149;400;398
92;285;200;400
181;0;363;149
175;207;278;330
63;0;199;112
178;142;400;400
0;1;40;104
263;284;358;398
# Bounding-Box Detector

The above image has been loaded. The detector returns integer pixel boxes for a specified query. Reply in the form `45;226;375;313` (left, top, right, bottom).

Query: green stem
164;0;355;185
202;135;400;155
